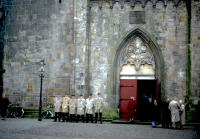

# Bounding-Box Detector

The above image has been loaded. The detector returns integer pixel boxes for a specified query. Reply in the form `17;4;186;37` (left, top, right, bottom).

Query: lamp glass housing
40;59;44;65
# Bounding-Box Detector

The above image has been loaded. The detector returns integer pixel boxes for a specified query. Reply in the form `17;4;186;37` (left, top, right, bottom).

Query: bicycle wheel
13;109;24;118
49;111;54;118
41;111;48;119
6;110;9;118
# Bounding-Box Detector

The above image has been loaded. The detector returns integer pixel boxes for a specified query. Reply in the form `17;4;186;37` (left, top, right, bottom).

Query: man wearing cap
77;94;86;123
94;93;104;124
85;94;94;123
69;94;77;122
53;92;63;122
62;92;70;122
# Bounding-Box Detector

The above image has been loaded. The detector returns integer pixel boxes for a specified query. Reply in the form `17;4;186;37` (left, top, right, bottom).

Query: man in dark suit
162;98;171;128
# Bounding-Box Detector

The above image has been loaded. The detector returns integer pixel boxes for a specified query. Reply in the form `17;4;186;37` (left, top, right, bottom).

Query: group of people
53;92;104;124
0;93;186;129
127;96;185;129
150;97;185;129
162;97;185;129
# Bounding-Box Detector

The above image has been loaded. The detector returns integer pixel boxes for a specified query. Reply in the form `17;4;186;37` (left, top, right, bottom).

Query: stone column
72;0;90;96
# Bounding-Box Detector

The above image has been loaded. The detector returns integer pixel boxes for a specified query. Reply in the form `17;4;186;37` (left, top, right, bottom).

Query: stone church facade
0;0;200;111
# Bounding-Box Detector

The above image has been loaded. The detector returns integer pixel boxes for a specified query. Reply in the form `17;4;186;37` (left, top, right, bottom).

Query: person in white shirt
94;93;104;124
85;94;94;123
62;92;70;122
179;100;185;130
169;97;180;129
77;94;86;123
53;92;63;122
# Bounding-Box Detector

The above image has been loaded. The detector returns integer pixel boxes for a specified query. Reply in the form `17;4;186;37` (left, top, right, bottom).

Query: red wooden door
119;79;137;120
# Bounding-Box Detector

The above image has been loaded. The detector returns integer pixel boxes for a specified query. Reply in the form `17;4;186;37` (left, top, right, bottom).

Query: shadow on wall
0;7;5;97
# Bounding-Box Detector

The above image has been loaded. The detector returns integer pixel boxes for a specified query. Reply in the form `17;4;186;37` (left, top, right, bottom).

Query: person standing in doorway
77;94;86;123
169;97;180;129
69;94;77;122
0;94;9;120
94;93;104;124
179;100;185;130
85;94;94;123
162;98;171;128
127;96;136;121
53;92;63;122
62;92;70;122
151;99;159;128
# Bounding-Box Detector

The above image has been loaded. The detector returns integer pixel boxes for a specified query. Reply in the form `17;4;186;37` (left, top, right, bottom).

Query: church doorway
113;27;164;121
117;33;160;121
119;79;158;121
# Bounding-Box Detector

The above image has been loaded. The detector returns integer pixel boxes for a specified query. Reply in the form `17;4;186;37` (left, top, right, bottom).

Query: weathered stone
26;97;31;101
27;88;34;92
45;59;54;63
15;62;21;66
48;97;54;102
45;88;63;93
5;88;9;92
28;83;33;88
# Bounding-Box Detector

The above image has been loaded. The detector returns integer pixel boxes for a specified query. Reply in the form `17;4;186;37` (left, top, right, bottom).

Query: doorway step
111;120;159;125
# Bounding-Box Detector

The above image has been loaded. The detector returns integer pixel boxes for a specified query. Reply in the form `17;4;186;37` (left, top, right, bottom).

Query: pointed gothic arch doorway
113;27;164;121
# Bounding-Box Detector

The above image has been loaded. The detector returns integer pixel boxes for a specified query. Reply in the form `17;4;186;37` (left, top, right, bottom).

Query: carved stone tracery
120;37;155;71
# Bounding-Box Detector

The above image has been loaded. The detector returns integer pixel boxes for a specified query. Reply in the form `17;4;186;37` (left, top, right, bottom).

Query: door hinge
120;112;128;114
120;98;131;101
120;85;134;88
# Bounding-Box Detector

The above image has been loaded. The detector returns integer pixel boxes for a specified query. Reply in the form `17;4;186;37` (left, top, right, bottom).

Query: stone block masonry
1;0;74;107
89;1;188;106
190;0;200;105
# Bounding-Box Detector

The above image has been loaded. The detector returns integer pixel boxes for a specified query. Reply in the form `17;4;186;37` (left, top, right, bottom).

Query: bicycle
41;102;54;119
0;104;24;118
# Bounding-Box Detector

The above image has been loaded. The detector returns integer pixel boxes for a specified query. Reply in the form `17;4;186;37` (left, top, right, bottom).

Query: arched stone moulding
108;26;165;107
119;36;155;72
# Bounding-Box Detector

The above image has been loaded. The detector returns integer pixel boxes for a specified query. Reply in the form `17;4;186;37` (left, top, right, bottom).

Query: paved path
0;118;199;139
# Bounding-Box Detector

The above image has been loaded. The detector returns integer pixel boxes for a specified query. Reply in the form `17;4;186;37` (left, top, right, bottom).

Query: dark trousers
95;113;102;123
62;113;69;121
70;114;75;122
162;112;171;128
54;112;61;121
77;115;85;122
162;119;170;128
86;114;93;123
1;108;7;117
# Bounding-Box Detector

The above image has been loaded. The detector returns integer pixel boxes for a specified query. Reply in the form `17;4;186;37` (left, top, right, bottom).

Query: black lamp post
38;59;45;121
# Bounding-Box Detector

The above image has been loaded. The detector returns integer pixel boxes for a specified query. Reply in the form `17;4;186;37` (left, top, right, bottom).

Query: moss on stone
186;0;192;104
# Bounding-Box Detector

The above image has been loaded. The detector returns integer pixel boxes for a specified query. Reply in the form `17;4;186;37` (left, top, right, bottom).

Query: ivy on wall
0;9;5;97
186;0;191;104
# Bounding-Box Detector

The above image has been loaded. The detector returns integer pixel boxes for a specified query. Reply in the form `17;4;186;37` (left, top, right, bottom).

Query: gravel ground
0;118;199;139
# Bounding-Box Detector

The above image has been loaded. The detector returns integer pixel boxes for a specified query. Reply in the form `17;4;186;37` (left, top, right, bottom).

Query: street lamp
38;59;45;121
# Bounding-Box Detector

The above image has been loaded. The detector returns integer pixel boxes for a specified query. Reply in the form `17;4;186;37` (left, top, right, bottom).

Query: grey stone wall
72;0;90;97
1;0;74;107
89;1;188;107
190;0;200;105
